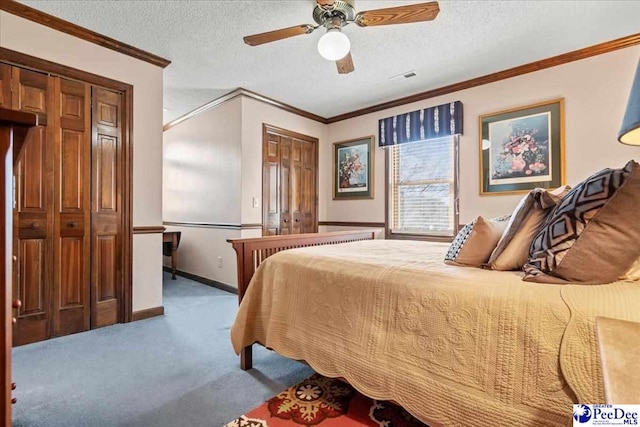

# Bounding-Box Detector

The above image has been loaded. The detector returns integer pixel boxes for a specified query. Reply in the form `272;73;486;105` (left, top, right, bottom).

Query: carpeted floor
12;272;313;427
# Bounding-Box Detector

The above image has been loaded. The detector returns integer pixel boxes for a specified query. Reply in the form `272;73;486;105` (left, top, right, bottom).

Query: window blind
390;136;457;236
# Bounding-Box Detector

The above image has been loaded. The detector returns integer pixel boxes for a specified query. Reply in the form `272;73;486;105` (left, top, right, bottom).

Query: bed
228;231;640;427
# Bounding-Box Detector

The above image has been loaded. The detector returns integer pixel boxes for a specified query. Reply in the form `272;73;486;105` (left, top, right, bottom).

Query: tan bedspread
230;240;640;427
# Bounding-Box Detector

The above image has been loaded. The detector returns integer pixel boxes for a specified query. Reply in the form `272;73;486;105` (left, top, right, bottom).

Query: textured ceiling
19;0;640;124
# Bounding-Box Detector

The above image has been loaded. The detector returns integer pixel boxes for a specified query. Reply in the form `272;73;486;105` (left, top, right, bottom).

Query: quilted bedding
231;240;640;426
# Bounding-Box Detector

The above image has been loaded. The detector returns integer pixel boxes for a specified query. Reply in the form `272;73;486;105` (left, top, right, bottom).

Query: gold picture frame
332;136;375;200
479;98;565;195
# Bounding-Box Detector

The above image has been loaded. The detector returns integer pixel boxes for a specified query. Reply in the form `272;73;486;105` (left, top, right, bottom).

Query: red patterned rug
225;374;427;427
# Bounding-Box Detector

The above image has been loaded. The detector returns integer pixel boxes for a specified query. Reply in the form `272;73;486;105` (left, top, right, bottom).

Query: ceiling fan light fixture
317;28;350;61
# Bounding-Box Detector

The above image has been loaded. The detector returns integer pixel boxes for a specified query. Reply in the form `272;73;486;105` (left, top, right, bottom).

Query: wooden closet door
280;136;294;235
0;65;11;108
262;126;318;236
91;87;123;328
289;138;304;235
10;67;54;346
52;78;91;337
300;141;316;233
263;132;279;236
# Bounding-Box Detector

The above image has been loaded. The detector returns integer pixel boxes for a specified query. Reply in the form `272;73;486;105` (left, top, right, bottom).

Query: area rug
224;374;427;427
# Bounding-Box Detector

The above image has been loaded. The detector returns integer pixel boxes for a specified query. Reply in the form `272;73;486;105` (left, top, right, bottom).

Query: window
387;135;459;239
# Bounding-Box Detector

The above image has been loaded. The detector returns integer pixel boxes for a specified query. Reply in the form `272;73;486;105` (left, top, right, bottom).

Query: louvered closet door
52;78;91;337
10;67;54;346
91;87;123;328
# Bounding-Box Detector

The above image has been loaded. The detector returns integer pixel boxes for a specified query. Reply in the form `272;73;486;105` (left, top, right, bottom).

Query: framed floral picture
479;98;565;195
333;136;374;200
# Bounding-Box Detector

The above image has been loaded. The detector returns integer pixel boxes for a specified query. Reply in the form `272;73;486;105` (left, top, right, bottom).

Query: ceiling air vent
389;70;417;82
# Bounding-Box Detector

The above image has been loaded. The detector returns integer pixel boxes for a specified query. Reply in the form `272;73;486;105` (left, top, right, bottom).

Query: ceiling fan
243;1;440;75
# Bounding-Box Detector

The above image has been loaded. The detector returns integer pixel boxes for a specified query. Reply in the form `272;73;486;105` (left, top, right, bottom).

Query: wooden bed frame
227;230;376;370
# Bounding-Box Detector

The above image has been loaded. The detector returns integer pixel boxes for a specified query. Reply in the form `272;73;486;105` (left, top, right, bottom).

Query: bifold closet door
299;141;316;234
0;65;11;108
91;87;123;328
52;78;91;337
262;128;317;236
4;62;128;344
10;67;54;346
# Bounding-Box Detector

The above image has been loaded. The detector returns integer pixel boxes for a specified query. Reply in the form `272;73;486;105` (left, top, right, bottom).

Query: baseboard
163;266;238;295
131;306;165;321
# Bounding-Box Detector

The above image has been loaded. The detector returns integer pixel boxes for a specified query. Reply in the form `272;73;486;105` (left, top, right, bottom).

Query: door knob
295;218;300;222
11;398;16;404
283;219;289;223
67;221;77;228
11;383;16;390
30;222;39;229
12;318;16;325
12;300;21;309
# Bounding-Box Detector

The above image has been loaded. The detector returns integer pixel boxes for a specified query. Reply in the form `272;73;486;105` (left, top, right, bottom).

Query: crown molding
0;0;171;68
326;32;640;123
162;89;244;131
162;88;327;131
240;88;327;124
0;48;133;92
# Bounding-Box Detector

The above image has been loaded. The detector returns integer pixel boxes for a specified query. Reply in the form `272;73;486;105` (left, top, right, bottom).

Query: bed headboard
227;231;375;302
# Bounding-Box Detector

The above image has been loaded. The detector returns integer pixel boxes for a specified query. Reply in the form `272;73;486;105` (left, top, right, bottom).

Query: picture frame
333;136;375;200
479;98;565;195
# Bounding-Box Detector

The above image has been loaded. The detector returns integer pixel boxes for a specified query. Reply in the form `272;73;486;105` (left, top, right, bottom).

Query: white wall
163;97;242;285
162;225;240;287
163;98;242;224
1;11;165;311
132;234;162;310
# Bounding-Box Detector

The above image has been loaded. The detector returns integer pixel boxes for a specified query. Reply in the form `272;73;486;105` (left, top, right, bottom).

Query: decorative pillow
523;160;640;284
487;185;571;271
620;257;640;281
445;216;510;267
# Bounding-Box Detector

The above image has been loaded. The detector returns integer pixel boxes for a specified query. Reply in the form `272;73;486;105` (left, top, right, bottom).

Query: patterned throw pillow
488;185;571;271
445;215;510;267
523;160;640;284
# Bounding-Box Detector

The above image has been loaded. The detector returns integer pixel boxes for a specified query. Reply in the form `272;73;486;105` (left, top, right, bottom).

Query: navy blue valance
378;101;463;147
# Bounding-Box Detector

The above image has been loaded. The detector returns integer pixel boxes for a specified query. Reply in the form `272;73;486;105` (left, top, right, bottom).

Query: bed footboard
227;231;375;369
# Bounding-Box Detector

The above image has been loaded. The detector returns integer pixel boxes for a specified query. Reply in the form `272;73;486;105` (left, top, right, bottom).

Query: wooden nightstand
595;317;640;404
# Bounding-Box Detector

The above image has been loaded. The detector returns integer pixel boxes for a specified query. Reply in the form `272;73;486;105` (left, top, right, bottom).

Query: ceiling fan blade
244;24;315;46
336;52;354;74
355;1;440;27
317;0;335;6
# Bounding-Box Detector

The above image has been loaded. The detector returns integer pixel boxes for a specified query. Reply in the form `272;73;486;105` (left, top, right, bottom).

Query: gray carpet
12;272;313;427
